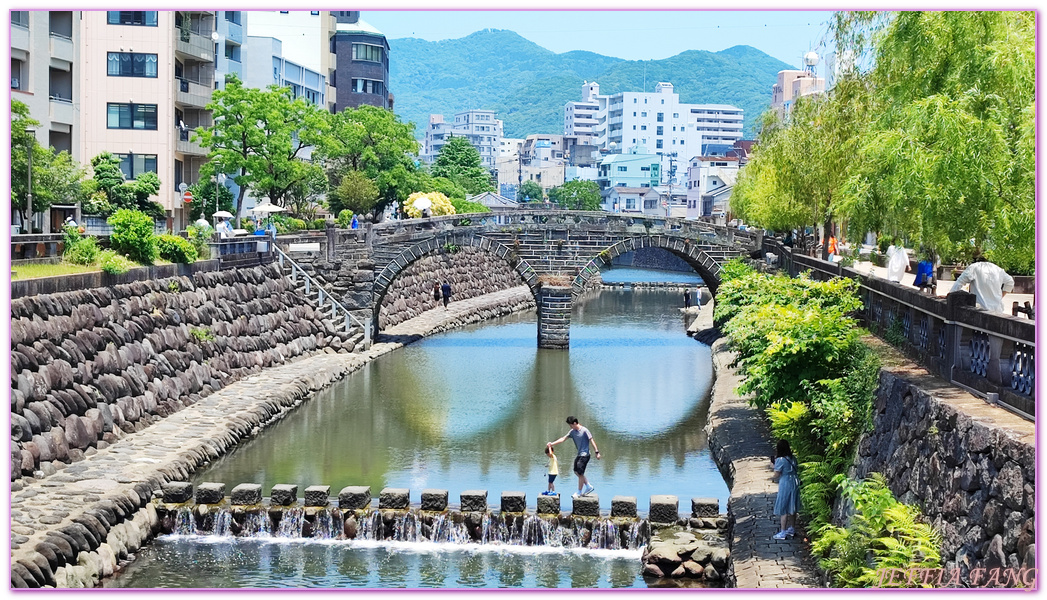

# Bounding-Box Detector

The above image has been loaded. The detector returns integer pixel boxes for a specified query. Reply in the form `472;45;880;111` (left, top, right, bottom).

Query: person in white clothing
886;244;910;283
216;218;233;239
949;257;1015;314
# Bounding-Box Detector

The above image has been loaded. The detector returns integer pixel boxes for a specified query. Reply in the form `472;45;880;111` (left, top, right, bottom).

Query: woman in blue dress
772;439;800;540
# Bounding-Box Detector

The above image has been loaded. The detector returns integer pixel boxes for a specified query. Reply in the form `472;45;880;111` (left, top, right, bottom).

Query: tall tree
431;136;495;194
320;105;420;219
517;180;544;203
548;180;601;211
329;170;380;218
11;101;86;228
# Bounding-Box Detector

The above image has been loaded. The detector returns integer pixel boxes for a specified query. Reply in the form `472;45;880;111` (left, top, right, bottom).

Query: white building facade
565;81;743;188
422;110;503;169
214;11;245;89
685;155;739;219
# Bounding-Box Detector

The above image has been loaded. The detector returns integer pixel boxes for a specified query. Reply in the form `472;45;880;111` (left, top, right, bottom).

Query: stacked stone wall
612;248;698;274
851;370;1035;581
9;264;346;481
377;246;524;329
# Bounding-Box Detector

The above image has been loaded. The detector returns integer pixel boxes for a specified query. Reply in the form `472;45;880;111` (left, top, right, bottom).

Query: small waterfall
276;507;305;538
429;514;470;544
393;511;420;542
357;510;384;541
589;520;620;550
480;513;510;545
242;511;273;538
174;508;196;535
313;508;341;540
626;520;650;549
212;509;233;537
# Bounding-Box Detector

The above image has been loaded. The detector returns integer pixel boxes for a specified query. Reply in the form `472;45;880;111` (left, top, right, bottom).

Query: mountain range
388;29;794;140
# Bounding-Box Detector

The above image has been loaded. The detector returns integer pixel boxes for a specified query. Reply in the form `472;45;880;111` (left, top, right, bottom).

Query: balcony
176;30;214;62
49;31;74;64
608;115;623;126
224;19;243;45
176;127;207;156
176;77;212;108
12;24;29;52
49;96;74;125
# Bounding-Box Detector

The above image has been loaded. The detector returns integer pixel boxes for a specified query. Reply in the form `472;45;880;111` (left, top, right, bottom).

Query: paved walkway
10;286;535;584
849;258;1034;310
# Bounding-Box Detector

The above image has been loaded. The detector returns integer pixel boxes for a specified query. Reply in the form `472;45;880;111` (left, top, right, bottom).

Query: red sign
183;191;194;203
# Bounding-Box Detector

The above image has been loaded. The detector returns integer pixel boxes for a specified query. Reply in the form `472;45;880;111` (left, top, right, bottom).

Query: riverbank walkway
10;286;535;584
691;303;820;588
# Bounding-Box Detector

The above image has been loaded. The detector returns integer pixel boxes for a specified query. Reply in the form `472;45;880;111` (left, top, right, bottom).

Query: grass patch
12;262;102;280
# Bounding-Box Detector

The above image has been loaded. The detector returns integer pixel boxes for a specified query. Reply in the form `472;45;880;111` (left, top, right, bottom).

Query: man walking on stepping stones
547;416;601;498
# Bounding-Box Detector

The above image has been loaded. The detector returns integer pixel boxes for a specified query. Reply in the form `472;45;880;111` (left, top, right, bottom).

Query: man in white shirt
949;257;1015;313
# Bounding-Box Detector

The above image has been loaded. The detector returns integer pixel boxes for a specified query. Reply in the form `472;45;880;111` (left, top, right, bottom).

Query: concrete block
161;482;192;504
421;489;448;512
230;483;262;506
460;490;488;512
338;486;371;510
691;498;719;518
649;495;679;524
501;491;526;513
379;487;410;510
304;485;330;507
537;494;560;515
611;495;637;518
572;494;600;517
269;484;298;506
195;482;225;505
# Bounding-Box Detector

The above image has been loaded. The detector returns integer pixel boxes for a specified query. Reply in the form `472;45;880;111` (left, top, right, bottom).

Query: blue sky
364;10;836;68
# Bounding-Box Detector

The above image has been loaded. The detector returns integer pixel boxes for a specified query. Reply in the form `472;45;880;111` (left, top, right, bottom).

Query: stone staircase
275;247;371;352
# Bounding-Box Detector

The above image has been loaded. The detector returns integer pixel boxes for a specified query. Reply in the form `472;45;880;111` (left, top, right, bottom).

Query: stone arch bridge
289;210;761;348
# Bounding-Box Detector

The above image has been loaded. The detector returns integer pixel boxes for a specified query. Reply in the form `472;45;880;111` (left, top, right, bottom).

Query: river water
108;271;725;589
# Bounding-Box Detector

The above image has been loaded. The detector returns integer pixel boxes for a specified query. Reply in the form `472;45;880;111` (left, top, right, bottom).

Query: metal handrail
275;246;371;347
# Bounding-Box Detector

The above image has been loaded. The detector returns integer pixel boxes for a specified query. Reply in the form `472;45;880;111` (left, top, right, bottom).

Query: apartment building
422;110;503;169
770;69;825;116
247;10;337;113
331;11;391;111
685;151;740;220
244;36;326;107
214;11;245;89
80;10;216;231
596;147;661;207
11;10;80;232
565;81;743;188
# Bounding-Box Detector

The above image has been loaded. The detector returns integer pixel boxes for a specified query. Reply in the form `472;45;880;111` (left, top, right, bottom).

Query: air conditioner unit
11;78;19;89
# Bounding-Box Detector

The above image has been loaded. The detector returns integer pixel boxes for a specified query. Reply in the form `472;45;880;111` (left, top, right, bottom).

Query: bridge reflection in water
192;288;725;512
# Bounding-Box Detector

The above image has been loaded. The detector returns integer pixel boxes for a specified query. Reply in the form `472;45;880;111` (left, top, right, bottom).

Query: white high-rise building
422;110;503;169
565;81;743;188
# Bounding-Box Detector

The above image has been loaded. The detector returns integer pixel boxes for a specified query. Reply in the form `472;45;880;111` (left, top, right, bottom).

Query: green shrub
82;190;114;216
189;326;215;342
718;258;756;283
186;225;212;259
309;218;327;230
337;209;354;228
64;237;100;266
99;250;135;275
156;234;198;264
449;198;491;214
107;209;158;264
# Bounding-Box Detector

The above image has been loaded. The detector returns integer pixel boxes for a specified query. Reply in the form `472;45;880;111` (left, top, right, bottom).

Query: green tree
186;179;235;221
320;105;420;218
285;167;328;221
548;179;600;210
83;152;163;219
107;209;158;264
517;180;544;203
11;101;86;228
329;170;380;218
431;136;495;195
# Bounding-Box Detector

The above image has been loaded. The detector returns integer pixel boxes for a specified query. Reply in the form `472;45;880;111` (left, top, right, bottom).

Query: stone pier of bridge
537;286;572;349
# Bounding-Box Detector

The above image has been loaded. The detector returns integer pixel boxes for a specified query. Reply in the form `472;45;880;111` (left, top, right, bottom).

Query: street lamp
24;126;36;234
213;173;226;228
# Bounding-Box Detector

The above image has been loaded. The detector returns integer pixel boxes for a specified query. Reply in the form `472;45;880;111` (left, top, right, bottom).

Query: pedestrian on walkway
949;255;1015;314
441;281;452;308
913;249;937;294
547;416;601;498
683;289;691;308
772;439;800;540
433;282;442;304
543;445;559;496
886;244;910;283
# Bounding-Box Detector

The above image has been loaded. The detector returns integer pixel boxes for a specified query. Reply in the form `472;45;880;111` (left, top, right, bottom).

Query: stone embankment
852;347;1036;583
639;497;731;584
10;265;355;483
10;286;536;588
377;246;526;329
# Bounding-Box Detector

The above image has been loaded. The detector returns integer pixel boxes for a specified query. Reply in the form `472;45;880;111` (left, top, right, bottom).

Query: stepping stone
572;494;599;517
338;486;371;510
230;483;261;506
649;495;679;524
421;489;448;512
379;487;409;510
460;490;487;512
537;493;560;515
611;495;637;518
501;491;526;513
270;484;297;506
691;497;719;518
161;482;192;504
195;483;225;505
304;485;330;507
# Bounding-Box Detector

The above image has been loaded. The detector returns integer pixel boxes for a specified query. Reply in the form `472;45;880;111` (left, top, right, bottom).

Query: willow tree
840;11;1035;272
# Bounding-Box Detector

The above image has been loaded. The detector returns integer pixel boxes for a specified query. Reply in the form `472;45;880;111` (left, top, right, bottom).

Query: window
352;43;383;63
310;11;320;15
626;198;635;210
673;113;679;118
225;11;241;24
641;112;647;117
632;112;636;117
644;98;647;104
640;125;647;131
656;126;663;135
633;98;637;103
12;11;28;27
114;153;157;180
657;113;664;122
640;166;650;172
107;103;158;130
656;140;664;149
617;166;628;172
107;11;157;26
632;125;636;130
107;52;158;78
351;78;385;96
660;99;665;104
